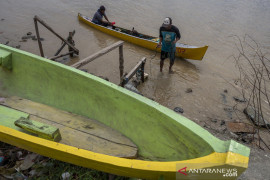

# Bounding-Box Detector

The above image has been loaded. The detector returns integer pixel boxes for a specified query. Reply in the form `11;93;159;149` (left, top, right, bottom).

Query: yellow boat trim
0;125;249;179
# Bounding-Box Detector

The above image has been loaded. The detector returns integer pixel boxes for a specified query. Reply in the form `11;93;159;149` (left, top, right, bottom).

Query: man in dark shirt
157;17;181;73
92;5;111;26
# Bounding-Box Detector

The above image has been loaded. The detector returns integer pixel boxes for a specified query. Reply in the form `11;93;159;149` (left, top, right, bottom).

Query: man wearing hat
157;17;181;73
92;5;112;26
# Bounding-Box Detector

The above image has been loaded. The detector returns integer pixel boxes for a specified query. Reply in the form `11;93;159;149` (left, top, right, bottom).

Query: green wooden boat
0;44;250;179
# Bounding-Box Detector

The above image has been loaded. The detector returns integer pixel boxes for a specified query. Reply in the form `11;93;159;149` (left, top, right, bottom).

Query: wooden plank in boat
0;96;138;158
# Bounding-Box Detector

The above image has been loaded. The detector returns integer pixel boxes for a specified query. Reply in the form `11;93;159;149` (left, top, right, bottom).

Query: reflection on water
91;26;118;49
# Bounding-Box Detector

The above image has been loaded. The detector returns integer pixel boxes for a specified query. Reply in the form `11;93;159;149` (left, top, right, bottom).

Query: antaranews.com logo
176;163;239;180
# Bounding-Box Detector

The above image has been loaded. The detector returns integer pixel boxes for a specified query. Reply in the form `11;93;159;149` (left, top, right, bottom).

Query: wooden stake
67;31;75;57
49;51;74;61
34;18;44;57
55;30;75;56
119;45;124;80
120;57;146;87
141;60;145;83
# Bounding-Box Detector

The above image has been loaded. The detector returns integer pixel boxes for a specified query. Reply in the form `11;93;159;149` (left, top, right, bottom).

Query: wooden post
34;18;44;57
120;57;146;87
55;30;75;56
67;31;75;57
119;45;124;80
34;16;79;55
141;60;145;83
71;41;124;69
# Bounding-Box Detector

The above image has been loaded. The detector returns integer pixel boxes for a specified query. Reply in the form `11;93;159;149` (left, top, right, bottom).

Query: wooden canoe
0;44;249;179
78;13;208;61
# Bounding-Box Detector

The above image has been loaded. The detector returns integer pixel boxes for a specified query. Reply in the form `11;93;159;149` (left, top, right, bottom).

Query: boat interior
114;26;157;41
0;96;138;159
84;15;159;42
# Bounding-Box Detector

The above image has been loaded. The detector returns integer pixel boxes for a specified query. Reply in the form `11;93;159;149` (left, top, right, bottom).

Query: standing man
157;17;181;73
92;5;111;26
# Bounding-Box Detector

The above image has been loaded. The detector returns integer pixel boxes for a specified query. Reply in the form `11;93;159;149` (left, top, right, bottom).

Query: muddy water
0;0;270;128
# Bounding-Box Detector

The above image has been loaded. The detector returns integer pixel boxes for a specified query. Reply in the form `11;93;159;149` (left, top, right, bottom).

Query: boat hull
0;126;248;179
78;13;208;60
0;44;249;179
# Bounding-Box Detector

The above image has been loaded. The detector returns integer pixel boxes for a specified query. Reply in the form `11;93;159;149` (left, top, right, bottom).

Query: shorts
92;20;109;27
160;50;175;63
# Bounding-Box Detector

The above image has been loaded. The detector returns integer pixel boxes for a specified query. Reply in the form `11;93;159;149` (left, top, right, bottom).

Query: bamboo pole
71;41;124;69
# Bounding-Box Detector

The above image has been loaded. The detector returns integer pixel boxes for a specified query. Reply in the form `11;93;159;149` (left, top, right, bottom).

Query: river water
0;0;270;127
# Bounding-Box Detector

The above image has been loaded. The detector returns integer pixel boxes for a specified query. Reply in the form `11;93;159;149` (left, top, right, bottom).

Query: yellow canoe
78;13;208;60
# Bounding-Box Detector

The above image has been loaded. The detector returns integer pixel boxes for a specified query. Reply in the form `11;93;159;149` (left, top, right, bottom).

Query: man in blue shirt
92;6;112;26
157;17;181;73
